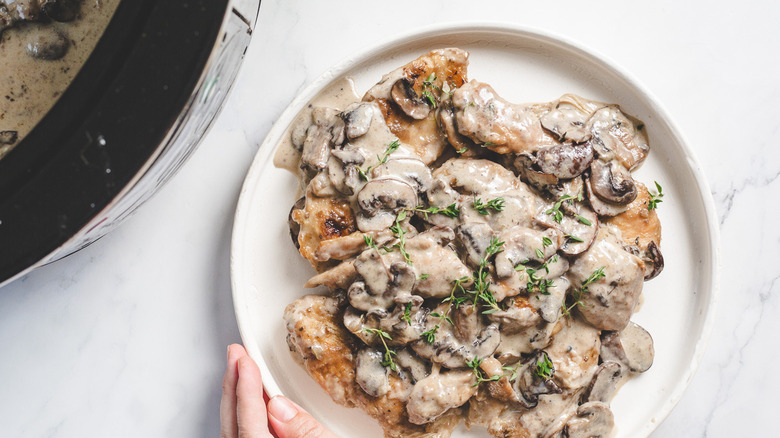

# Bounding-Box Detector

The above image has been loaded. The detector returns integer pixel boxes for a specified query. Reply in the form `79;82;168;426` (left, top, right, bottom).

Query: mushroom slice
357;178;417;215
355;348;391;397
585;175;629;217
536;142;594;179
540;97;593;144
514;153;560;191
564;401;615;438
600;321;654;373
341;102;375;139
531;276;569;323
349;249;416;312
438;100;478;154
371;157;433;193
581;361;625;403
355;178;417;232
396;349;431;382
0;131;18;145
300;124;332;171
511;350;563;409
41;0;80;22
589;159;638;205
456;222;497;267
411;322;501;369
391;77;431;120
586;105;649;171
406;368;477;425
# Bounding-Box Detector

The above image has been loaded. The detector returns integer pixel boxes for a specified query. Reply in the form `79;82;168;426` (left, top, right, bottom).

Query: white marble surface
0;0;776;436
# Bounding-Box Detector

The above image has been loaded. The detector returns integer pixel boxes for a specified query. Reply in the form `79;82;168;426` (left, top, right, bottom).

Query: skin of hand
220;344;339;438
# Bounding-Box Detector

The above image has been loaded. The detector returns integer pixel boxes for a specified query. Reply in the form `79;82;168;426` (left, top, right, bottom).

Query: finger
220;344;246;438
236;355;273;438
267;396;339;438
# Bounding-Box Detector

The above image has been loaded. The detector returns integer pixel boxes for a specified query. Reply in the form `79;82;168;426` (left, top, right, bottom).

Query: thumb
267;396;339;438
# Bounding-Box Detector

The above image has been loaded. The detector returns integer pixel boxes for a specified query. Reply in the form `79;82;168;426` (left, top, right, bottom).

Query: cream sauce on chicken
277;48;663;438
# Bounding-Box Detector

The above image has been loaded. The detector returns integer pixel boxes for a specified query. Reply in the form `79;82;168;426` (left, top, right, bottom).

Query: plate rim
230;21;721;437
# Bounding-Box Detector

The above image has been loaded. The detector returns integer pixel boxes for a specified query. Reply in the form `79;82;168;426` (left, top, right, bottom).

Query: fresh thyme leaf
413;203;460;220
363;234;377;250
581;267;606;292
418;273;430;280
576;214;592;226
357;166;371;181
473;197;505;215
420;325;439;343
422;90;436;108
401;302;412;326
362;328;397;371
483;142;496;146
565;234;584;243
378;139;401;164
535;248;544;259
648;181;664;211
545;194;577;223
389;210;412;265
466;356;501;386
429;312;454;325
533;352;554;380
542;236;553;247
456;147;468;154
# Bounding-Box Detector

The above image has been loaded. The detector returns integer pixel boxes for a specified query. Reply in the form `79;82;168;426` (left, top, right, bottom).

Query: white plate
231;24;719;438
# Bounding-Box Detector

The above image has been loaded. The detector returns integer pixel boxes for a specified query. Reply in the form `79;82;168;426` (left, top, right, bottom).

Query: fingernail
268;396;297;422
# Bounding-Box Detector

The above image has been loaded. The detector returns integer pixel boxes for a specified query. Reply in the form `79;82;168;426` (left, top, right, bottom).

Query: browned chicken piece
363;48;469;164
606;182;664;279
284;295;463;438
291;196;357;271
607;182;661;249
451;80;559;155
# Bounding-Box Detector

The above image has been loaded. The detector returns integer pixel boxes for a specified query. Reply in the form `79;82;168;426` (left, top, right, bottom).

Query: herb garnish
363;234;377;250
389;210;412;265
562;266;605;317
420;325;439;343
358;139;401;181
473;197;505;215
466;356;501;386
430;312;454;325
565;234;584;243
545;194;576;223
412;203;460;220
421;73;438;108
533;352;554;380
418;273;430;281
401;302;412;326
362;328;397;371
456;147;468;154
648;181;664;211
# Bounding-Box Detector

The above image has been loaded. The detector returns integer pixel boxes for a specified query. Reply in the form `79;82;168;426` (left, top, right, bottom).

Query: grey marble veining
1;0;777;436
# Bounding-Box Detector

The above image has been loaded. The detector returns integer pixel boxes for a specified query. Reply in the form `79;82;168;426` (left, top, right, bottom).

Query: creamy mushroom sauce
0;0;120;160
278;49;663;438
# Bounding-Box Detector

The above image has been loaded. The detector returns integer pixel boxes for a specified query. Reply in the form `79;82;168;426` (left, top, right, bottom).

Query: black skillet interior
0;0;230;284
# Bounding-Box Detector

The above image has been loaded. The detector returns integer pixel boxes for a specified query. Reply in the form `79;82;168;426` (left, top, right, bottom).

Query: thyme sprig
648;181;664;211
412;203;460;220
533;352;554;380
473;197;505;215
362;328;397;371
466;356;501;386
358;139;401;181
389;210;412;265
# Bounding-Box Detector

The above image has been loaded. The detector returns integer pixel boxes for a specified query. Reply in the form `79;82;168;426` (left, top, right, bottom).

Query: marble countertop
1;0;776;436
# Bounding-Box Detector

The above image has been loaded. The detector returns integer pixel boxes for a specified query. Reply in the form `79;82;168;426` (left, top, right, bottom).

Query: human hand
220;344;339;438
